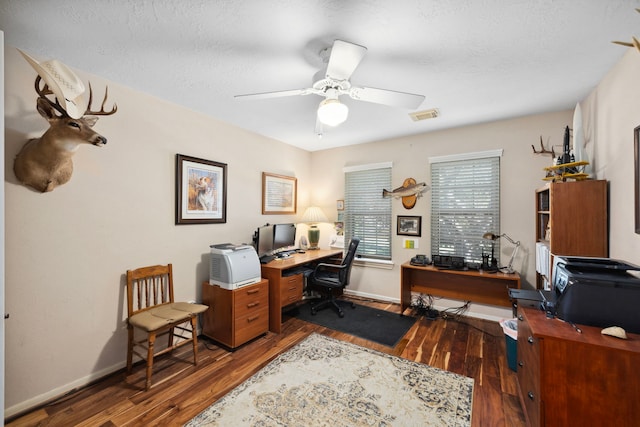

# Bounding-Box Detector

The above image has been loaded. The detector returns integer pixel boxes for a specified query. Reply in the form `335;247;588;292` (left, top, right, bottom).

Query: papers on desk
536;242;550;289
330;234;345;249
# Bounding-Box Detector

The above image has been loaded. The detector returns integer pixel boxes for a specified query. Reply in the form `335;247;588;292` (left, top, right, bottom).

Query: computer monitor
273;223;296;252
255;224;274;257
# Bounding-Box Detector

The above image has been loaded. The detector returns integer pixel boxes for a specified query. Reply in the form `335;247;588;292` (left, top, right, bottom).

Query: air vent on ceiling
409;108;439;122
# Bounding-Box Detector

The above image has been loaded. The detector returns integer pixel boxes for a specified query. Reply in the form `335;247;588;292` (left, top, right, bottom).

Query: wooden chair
126;264;208;390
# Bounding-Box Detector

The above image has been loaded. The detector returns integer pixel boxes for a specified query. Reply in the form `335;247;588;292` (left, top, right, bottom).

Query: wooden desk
517;306;640;426
261;249;343;333
400;262;520;313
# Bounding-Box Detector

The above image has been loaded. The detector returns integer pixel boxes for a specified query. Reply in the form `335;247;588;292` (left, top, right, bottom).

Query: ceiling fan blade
325;40;367;81
349;86;425;109
234;88;311;100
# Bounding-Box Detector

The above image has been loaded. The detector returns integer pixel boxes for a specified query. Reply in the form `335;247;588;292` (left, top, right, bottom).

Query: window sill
354;258;394;270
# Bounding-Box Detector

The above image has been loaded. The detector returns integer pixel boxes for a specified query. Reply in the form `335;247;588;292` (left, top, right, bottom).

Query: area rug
186;333;473;426
292;302;417;347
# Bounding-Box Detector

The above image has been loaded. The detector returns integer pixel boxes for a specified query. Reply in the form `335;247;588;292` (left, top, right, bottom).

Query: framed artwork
262;172;297;214
635;126;640;233
337;199;344;211
176;154;227;224
397;215;422;236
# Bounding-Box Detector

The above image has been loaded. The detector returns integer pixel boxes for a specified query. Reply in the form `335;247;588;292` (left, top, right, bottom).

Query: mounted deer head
14;76;117;192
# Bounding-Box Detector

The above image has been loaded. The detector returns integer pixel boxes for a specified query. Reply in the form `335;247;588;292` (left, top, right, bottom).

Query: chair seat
309;277;342;288
129;302;208;332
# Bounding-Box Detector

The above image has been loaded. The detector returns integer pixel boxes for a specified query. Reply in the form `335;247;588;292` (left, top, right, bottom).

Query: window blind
344;166;392;259
430;156;500;264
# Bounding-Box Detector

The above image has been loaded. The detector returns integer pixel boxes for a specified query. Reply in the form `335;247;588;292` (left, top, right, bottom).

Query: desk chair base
310;294;356;318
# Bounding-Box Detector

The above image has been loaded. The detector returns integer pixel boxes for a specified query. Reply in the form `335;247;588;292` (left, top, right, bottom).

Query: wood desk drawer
234;281;268;317
235;306;269;346
280;274;303;306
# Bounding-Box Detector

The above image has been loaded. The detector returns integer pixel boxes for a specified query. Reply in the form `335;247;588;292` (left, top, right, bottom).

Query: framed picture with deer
176;154;227;224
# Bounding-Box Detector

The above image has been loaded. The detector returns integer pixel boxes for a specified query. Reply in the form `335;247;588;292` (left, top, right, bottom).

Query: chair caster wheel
311;309;317;315
338;311;344;318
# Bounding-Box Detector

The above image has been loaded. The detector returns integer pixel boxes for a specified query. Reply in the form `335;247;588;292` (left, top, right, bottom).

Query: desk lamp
301;206;328;250
483;232;521;274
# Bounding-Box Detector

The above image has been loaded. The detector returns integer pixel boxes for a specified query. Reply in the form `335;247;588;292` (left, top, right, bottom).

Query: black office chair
305;238;360;318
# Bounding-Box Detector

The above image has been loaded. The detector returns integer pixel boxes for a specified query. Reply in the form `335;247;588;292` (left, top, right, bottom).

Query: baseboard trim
5;325;205;420
5;360;126;419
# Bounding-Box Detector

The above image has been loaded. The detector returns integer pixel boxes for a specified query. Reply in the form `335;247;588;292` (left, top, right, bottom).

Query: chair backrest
126;264;175;318
338;238;360;286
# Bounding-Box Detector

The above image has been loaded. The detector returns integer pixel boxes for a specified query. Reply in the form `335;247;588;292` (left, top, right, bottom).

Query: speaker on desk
299;235;308;250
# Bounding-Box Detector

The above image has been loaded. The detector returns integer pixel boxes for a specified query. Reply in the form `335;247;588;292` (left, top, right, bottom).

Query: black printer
550;256;640;334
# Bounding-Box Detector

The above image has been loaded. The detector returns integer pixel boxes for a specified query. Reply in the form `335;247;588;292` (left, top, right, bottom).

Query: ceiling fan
234;40;426;135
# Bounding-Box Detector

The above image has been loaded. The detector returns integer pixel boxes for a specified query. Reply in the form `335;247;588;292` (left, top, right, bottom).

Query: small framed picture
397;215;421;237
262;172;297;214
337;199;344;211
176;154;227;225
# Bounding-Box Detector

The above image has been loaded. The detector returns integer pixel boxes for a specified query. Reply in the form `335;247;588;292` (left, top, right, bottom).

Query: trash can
500;318;518;372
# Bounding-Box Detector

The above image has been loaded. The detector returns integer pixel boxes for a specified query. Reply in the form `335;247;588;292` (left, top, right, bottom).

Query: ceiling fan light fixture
317;98;348;127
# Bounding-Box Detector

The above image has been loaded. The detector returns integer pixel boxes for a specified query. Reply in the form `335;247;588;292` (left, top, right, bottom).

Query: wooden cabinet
516;307;640;426
201;279;269;349
535;180;608;289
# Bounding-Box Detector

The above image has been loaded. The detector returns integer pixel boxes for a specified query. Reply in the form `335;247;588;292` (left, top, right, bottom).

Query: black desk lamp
483;232;521;274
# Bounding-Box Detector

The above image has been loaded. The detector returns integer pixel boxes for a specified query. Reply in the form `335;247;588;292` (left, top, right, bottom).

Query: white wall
581;49;640;264
3;47;311;416
310;111;571;307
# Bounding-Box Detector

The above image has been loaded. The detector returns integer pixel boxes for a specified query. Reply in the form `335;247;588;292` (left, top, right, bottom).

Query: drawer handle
246;289;259;295
527;391;535;401
518;314;524;321
518;361;524;367
288;286;297;291
247;302;260;308
527;336;534;344
247;315;260;322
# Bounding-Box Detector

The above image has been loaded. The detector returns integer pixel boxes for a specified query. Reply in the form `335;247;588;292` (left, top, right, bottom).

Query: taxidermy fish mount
382;178;429;209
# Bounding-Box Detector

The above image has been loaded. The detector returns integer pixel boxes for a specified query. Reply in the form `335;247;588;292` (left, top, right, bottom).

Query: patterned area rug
186;333;473;426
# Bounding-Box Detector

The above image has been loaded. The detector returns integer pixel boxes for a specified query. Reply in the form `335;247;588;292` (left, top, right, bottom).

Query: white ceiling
2;1;640;151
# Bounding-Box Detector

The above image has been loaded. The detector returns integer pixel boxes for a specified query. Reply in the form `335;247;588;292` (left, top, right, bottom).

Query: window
430;150;502;264
344;163;392;260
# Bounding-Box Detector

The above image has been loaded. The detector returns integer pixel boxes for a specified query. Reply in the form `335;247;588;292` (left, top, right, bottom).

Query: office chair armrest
309;262;347;280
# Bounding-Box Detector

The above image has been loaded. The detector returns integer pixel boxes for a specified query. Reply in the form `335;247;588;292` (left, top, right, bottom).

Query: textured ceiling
2;0;640;151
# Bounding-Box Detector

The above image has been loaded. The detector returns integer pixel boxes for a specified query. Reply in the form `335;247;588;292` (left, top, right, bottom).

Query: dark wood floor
6;297;526;427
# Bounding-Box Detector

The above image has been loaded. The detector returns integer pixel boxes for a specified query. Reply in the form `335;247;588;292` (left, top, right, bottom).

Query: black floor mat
291;301;417;347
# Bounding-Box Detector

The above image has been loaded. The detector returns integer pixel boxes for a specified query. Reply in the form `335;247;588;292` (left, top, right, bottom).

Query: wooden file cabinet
201;279;269;349
516;306;640;426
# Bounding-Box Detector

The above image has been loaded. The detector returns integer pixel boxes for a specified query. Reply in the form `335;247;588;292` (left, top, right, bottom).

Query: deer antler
85;82;118;116
531;136;556;157
34;75;68;116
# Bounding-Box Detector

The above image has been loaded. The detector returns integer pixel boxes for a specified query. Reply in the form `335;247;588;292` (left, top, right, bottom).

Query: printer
551;256;640;334
209;243;261;290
